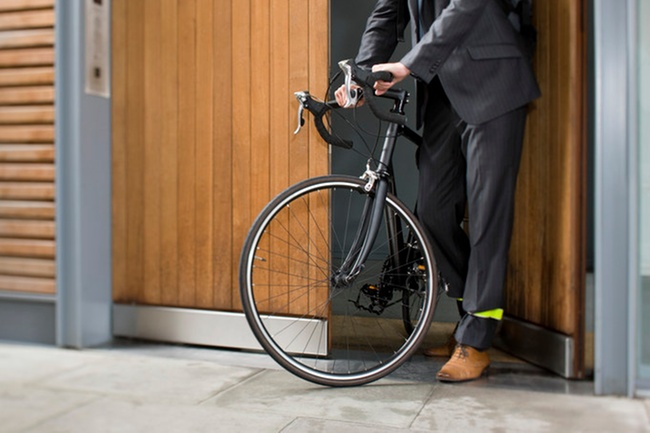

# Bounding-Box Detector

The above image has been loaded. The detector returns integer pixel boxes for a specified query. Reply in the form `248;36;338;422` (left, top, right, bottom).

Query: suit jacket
355;0;541;125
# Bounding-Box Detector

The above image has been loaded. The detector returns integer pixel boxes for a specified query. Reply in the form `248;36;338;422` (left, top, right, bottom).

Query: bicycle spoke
240;176;437;386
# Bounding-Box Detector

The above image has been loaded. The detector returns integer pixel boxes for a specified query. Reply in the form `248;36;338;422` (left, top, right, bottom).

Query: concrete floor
1;339;648;433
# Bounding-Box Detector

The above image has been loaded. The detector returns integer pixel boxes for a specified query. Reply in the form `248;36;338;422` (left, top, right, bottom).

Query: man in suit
335;0;540;382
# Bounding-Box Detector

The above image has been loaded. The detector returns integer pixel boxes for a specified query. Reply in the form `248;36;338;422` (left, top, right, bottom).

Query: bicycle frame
330;90;421;289
294;59;423;291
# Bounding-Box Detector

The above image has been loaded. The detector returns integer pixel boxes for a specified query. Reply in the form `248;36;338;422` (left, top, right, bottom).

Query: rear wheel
239;175;438;386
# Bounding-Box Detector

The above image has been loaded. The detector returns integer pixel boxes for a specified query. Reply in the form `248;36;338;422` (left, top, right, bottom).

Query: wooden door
0;0;56;295
499;0;587;378
112;0;329;313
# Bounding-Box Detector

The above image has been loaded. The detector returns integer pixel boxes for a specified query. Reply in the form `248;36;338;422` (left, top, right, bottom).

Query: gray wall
330;0;419;210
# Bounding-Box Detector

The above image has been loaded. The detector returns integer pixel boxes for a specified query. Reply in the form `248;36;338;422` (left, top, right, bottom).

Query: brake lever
338;60;362;107
294;91;308;134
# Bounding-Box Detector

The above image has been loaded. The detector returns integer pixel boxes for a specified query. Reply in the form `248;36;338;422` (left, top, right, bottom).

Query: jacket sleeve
400;0;489;83
355;0;409;69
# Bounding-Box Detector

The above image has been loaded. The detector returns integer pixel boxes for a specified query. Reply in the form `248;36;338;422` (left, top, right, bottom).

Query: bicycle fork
330;123;400;288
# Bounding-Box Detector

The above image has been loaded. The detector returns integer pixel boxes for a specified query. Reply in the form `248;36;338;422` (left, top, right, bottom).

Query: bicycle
239;59;439;387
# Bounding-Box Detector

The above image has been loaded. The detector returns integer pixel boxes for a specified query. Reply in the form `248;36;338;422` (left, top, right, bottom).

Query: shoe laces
453;344;469;360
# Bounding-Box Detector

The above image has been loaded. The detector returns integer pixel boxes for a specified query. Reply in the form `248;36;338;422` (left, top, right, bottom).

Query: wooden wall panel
113;0;330;311
505;0;586;362
0;0;55;295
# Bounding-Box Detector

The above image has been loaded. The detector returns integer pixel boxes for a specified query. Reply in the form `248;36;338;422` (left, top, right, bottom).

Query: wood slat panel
0;0;57;296
308;0;330;315
0;200;54;218
230;0;252;311
141;0;162;305
0;163;54;181
246;0;270;313
266;0;288;311
0;219;54;238
211;0;232;309
0;9;54;31
0;125;54;142
0;275;54;294
158;0;179;306
0;67;54;86
287;0;311;316
0;182;53;200
194;0;214;309
0;86;54;105
308;0;330;179
0;106;54;124
0;47;53;67
0;145;54;162
268;0;290;314
0;257;54;278
0;0;54;12
113;0;329;313
0;28;54;48
111;0;128;304
505;0;586;375
123;0;145;304
0;238;54;257
176;0;196;307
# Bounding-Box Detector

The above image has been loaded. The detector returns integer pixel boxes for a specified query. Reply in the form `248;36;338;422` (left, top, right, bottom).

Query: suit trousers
416;77;527;350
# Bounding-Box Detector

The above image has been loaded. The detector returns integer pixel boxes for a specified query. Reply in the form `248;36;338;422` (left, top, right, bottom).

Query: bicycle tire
239;175;438;387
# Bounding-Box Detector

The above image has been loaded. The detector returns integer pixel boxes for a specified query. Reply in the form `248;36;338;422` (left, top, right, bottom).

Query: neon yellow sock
456;298;504;320
471;308;504;321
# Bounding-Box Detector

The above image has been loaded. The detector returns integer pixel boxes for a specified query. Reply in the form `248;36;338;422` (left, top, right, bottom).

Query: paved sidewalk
0;340;648;433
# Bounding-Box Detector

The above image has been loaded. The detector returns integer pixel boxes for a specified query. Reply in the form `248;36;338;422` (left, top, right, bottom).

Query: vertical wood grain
124;0;145;303
505;0;586;372
111;0;127;301
177;0;197;307
159;0;179;306
308;0;330;314
269;0;290;313
195;0;215;309
113;0;330;314
231;0;252;310
142;0;162;305
212;0;234;309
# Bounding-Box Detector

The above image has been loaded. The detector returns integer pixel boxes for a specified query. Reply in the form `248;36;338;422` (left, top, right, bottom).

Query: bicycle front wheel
239;175;438;386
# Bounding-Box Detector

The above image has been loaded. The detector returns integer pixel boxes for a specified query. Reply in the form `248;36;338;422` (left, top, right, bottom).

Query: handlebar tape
364;89;408;126
367;70;393;84
356;67;408;126
305;99;353;149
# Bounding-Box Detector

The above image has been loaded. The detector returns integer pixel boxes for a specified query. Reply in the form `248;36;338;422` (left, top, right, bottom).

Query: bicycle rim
239;175;438;386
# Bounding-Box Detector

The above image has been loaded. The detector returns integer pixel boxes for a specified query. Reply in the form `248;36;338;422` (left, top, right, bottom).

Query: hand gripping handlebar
293;59;408;149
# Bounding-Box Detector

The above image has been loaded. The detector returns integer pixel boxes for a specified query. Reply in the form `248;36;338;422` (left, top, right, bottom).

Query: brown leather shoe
423;335;457;357
436;344;490;382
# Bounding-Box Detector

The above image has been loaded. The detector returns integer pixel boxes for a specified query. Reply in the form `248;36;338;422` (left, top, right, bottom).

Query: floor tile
40;352;261;404
22;398;293;433
282;417;429;433
0;385;98;433
205;369;435;429
412;385;650;433
0;343;102;385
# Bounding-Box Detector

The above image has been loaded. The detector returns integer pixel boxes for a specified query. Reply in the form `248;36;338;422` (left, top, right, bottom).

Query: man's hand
335;62;410;107
335;84;363;108
371;62;411;95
